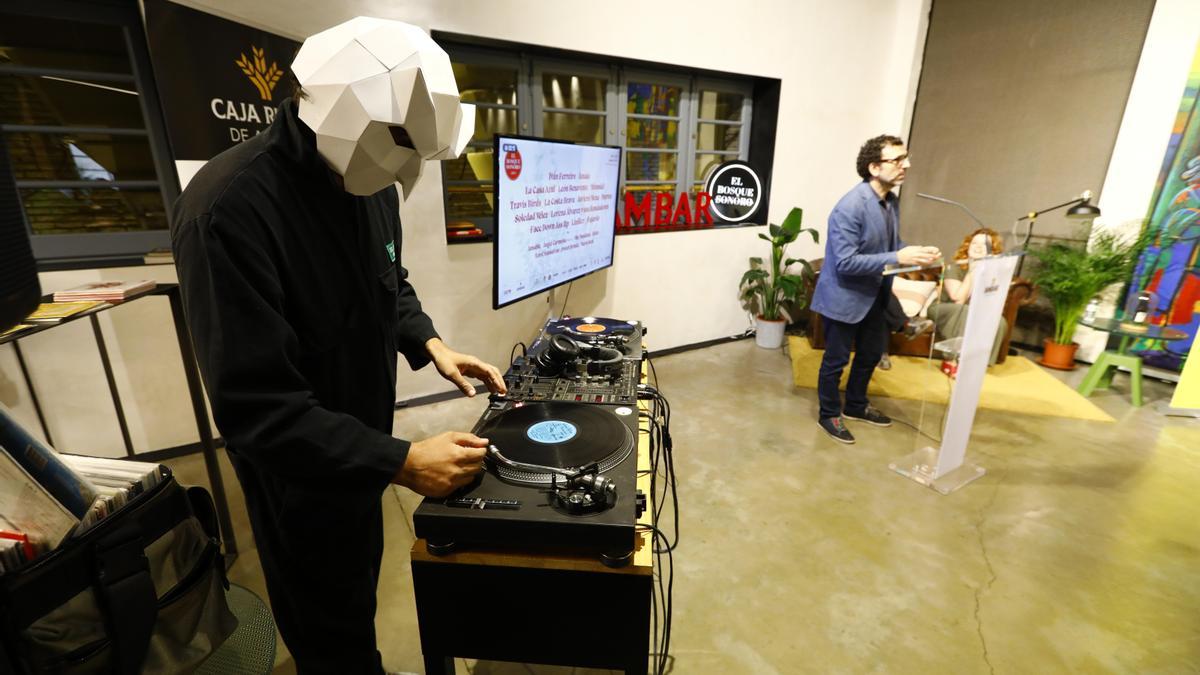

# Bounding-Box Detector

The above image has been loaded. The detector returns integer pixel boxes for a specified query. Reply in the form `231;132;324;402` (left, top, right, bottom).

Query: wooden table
410;402;655;674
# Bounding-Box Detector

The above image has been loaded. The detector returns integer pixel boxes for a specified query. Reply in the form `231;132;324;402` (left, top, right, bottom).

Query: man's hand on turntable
394;431;488;497
425;337;508;397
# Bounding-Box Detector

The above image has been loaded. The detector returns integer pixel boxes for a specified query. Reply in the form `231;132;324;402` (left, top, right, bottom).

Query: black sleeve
173;211;409;491
391;206;439;370
394;261;438;370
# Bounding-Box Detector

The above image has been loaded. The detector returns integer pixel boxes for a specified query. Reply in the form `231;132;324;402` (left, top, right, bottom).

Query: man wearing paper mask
171;18;505;673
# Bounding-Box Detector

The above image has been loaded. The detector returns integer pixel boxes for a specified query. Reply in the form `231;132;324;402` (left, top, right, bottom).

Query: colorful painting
1125;42;1200;371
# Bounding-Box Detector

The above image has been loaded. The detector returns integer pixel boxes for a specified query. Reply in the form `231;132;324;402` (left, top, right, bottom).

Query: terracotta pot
1039;338;1078;370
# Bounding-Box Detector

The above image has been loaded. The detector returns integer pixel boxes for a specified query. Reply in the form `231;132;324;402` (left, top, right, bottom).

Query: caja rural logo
236;46;283;101
503;143;522;180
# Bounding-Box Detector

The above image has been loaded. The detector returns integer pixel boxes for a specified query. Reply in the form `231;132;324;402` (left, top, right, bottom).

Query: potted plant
739;207;820;349
1028;227;1144;369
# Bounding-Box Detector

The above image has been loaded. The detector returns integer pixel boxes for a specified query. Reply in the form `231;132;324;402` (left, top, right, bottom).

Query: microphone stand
917;192;986;229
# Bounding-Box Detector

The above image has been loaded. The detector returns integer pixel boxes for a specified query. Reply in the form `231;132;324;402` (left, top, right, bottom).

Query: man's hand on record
394;431;488;497
897;245;941;266
425;337;508;397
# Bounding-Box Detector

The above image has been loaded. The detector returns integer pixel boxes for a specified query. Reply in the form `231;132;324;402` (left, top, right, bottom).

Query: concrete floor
164;339;1200;674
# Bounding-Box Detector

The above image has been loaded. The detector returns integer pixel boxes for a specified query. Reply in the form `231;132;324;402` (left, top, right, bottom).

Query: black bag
0;467;237;674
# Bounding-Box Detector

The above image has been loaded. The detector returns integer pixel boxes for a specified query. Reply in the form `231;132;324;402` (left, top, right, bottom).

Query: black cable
639;414;665;674
508;341;527;368
649;546;659;675
636;524;672;675
641;388;679;550
651;525;675;675
557;280;573;318
637;381;677;674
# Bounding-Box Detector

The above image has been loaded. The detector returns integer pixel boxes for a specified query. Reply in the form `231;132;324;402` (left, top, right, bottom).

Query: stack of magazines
66;454;165;530
52;279;156;303
24;301;107;324
0;405;163;574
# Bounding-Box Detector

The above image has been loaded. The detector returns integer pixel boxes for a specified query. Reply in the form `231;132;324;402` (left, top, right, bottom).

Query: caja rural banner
143;0;300;161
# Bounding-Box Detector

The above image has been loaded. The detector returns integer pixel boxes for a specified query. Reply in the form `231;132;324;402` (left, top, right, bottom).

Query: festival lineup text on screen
496;139;621;304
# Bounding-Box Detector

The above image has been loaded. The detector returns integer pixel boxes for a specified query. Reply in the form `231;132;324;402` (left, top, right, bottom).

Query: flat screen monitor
492;134;622;309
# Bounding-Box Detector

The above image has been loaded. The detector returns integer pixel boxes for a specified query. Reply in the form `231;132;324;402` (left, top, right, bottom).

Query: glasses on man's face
878;154;909;165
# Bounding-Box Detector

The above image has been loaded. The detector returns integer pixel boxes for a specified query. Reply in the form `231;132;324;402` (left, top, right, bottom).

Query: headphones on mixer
534;334;624;376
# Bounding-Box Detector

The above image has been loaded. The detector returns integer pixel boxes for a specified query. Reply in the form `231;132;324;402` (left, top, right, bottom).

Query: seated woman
928;228;1007;365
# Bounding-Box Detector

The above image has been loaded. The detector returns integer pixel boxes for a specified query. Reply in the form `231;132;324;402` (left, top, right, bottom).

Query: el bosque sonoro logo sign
503;143;522;180
703;160;763;223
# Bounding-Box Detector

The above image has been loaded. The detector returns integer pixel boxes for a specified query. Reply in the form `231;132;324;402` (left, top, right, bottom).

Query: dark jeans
883;292;908;333
817;288;889;419
229;450;387;675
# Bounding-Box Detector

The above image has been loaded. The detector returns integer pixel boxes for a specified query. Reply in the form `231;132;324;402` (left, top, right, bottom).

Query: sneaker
903;317;934;340
843;406;893;427
878;353;892;370
819;416;856;444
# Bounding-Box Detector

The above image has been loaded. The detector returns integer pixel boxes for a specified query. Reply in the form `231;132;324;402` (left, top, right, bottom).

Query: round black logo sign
703;160;763;223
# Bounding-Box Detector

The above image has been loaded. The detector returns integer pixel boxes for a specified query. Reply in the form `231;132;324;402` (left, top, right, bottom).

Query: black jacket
171;100;437;492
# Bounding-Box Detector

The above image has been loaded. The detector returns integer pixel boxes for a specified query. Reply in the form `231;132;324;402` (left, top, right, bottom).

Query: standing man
171;18;506;673
810;135;940;444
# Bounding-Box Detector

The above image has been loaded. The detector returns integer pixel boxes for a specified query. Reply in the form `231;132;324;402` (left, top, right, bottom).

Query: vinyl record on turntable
550;316;638;342
480;402;635;484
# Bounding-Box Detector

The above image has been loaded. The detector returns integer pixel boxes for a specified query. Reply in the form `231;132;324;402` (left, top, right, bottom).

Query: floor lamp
1013;190;1101;276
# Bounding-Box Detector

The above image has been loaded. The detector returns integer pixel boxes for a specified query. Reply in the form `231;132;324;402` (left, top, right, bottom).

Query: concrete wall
2;0;932;456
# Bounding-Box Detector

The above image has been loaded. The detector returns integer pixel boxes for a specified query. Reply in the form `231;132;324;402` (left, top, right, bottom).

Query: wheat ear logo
236;46;283;101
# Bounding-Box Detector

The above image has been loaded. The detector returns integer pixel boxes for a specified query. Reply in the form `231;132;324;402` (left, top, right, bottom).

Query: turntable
547;316;642;350
412;401;643;565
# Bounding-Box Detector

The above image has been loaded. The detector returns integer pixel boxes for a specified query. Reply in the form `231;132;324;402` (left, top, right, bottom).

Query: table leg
90;315;136;457
1117;335;1133;355
1081;350;1145;406
1130;355;1143;407
1097;362;1118;390
11;340;53;446
1078;352;1114;396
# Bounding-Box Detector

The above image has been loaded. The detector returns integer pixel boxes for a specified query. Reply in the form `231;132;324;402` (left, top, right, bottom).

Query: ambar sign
616;191;714;231
614;160;766;233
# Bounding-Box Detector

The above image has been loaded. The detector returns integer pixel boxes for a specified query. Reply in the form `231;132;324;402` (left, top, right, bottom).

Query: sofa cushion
892;277;938;318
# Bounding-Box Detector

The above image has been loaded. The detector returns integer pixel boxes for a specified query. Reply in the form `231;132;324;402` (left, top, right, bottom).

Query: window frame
690;77;754;190
1;0;180;269
531;58;619;144
439;46;529;240
437;37;763;242
619;68;693;201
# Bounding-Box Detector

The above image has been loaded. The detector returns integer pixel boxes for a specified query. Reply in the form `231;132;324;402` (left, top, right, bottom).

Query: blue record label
526;420;578;444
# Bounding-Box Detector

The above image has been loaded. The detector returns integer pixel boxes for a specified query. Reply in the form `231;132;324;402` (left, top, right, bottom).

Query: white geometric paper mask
291;17;475;197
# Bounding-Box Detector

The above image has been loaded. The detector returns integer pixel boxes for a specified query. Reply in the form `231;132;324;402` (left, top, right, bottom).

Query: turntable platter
549;316;638;342
478;402;635;483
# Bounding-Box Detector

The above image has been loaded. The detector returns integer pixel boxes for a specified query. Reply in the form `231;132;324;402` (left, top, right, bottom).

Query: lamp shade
1067;200;1100;219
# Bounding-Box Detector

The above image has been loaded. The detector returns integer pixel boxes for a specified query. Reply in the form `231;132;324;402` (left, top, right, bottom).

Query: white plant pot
755;316;786;349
